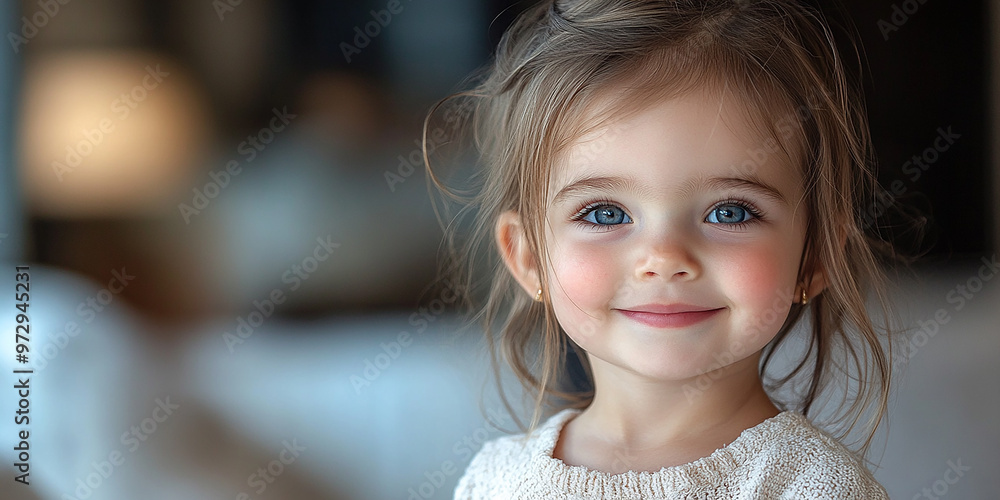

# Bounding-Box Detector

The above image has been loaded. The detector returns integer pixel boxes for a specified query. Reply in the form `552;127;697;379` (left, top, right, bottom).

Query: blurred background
0;0;996;499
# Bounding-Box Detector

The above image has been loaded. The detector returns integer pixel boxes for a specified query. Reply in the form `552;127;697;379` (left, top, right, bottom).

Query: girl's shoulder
742;411;889;498
453;409;578;499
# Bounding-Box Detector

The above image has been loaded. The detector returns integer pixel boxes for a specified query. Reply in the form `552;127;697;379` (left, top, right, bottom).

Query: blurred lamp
20;50;209;217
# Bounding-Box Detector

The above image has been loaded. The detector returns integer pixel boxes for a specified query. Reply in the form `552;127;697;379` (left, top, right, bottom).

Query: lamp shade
20;50;209;217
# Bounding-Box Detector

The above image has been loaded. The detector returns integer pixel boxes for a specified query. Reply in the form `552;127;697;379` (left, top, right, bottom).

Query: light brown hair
424;0;917;459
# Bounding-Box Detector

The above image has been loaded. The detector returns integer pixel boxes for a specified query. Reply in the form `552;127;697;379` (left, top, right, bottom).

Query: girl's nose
634;236;702;281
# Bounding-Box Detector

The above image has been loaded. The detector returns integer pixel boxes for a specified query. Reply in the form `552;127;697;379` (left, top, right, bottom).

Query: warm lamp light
20;50;209;217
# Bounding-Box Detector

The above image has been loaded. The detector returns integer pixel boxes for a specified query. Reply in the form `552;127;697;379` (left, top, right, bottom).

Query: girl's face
541;89;818;381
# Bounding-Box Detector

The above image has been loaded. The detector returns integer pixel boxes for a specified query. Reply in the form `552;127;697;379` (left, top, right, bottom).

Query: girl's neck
575;350;779;450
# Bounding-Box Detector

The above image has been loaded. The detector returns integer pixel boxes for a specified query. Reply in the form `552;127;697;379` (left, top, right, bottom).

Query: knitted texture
454;409;888;499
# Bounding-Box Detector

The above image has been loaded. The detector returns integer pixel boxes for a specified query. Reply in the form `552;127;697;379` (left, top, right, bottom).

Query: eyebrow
551;174;788;206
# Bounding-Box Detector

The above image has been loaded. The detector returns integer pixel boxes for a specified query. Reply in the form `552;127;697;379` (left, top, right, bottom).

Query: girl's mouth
614;305;725;328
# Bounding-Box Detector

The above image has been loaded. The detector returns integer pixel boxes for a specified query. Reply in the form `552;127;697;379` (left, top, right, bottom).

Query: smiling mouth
614;306;725;328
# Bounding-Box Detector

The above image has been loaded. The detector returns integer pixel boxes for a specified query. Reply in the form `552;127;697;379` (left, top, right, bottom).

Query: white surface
2;258;997;499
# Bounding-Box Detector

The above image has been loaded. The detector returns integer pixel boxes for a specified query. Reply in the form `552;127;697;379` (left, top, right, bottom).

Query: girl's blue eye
706;204;754;224
582;205;632;225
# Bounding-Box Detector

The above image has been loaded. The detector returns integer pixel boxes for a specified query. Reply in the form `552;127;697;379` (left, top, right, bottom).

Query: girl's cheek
717;242;797;335
726;250;782;294
550;240;618;306
547;238;621;336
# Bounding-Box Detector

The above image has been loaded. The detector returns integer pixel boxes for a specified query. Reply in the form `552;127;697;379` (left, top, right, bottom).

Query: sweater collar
525;407;806;495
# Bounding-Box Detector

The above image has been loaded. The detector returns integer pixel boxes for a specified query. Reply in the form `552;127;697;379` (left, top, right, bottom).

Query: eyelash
570;199;623;232
569;197;766;231
708;198;766;231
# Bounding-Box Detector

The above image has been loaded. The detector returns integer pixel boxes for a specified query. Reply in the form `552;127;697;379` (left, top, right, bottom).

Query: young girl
426;1;906;497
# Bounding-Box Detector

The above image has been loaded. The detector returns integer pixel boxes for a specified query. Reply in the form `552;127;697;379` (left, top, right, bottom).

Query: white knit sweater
453;408;888;499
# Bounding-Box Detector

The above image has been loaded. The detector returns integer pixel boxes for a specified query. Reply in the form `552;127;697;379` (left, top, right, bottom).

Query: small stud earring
534;288;543;302
800;288;809;305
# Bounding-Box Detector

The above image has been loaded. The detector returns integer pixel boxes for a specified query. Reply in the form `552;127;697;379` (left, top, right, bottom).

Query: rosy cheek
550;242;616;305
547;239;620;336
730;253;782;295
718;243;797;337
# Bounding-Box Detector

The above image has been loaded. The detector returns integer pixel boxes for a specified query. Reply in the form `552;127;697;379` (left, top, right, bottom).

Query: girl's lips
615;307;724;328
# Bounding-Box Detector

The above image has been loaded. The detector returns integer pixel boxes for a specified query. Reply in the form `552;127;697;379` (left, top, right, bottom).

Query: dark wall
217;0;994;260
165;0;998;261
827;0;990;260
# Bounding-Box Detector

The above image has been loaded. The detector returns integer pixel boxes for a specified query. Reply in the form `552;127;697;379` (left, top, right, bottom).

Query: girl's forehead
549;88;803;195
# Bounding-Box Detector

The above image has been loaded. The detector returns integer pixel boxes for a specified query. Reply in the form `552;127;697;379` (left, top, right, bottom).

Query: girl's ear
805;225;847;299
805;264;827;299
495;210;541;297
